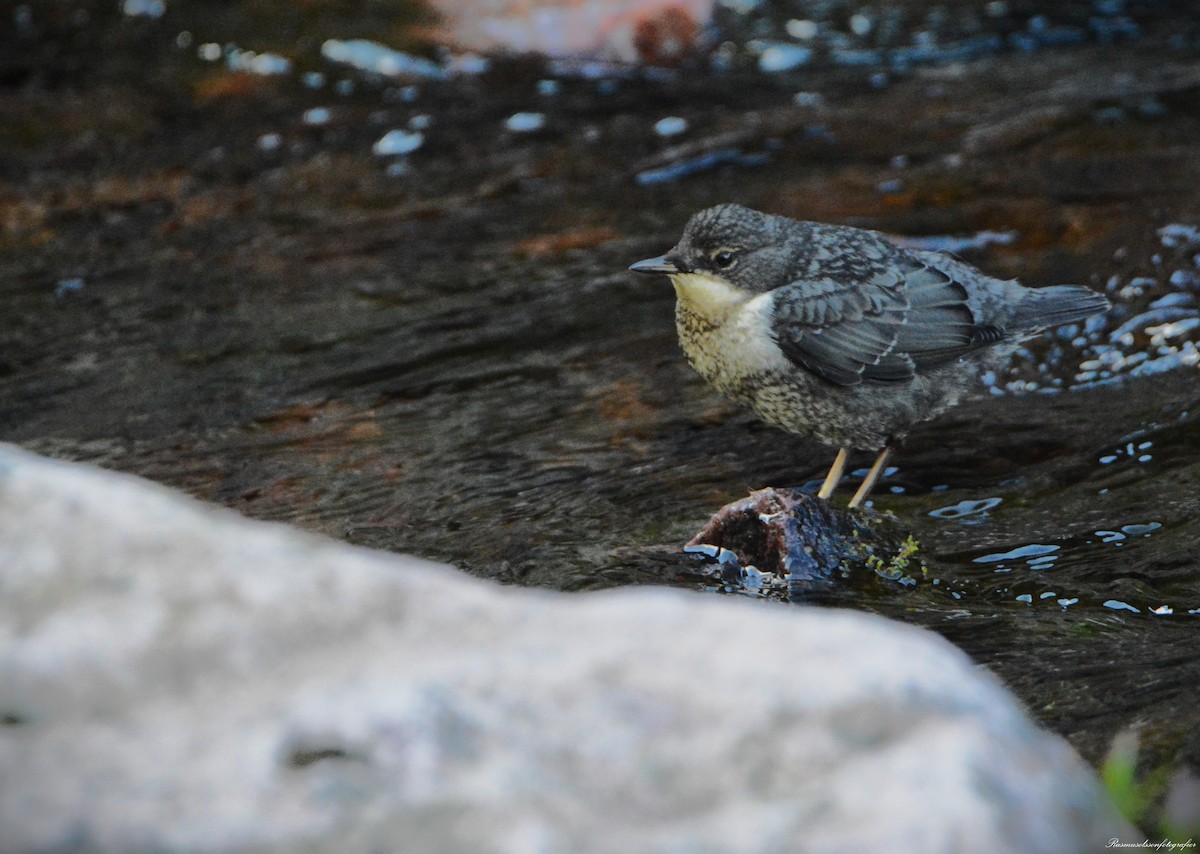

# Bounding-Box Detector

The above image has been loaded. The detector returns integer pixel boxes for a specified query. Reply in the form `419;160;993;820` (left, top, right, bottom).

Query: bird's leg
816;447;849;500
847;446;893;509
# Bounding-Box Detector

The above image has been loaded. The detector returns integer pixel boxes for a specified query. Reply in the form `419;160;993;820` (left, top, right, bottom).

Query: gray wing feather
770;257;1001;387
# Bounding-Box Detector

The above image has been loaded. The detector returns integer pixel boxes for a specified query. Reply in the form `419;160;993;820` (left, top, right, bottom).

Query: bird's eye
712;249;736;269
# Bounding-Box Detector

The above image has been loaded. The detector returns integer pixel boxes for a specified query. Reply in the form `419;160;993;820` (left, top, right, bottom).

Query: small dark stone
686;488;906;593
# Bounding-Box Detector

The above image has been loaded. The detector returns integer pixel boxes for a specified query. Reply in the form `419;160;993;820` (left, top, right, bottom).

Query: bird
629;203;1110;508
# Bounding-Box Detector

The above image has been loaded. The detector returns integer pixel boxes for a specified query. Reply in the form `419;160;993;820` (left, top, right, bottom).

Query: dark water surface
4;0;1200;808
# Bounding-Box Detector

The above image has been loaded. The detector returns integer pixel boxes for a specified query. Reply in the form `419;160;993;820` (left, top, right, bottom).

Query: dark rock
687;487;910;594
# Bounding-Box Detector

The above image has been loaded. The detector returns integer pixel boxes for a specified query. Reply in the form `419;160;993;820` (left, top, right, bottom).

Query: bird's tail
1010;285;1110;331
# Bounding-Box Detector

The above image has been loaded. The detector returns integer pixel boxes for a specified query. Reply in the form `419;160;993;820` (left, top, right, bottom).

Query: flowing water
4;0;1200;811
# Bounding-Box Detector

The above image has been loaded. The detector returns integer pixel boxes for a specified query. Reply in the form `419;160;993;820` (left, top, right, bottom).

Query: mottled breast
669;272;790;403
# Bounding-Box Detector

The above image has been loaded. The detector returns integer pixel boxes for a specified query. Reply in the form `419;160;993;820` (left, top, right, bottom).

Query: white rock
0;445;1127;853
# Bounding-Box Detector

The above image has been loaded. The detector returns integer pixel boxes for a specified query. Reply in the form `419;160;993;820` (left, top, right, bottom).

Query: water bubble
973;543;1059;564
1015;594;1033;604
1109;307;1196;342
14;4;34;36
653;117;688;138
1147;317;1200;339
505;112;545;133
225;47;292;76
321;39;446;80
372;130;423;156
1058;598;1079;608
1152;605;1174;615
849;14;873;36
302;71;326;89
929;497;1002;519
122;0;164;18
1121;522;1162;536
1159;223;1200;248
1128;351;1200;377
537;79;561;96
257;133;282;151
1150;293;1196;310
758;43;814;73
635;149;769;186
447;53;489;75
804;125;837;143
1103;600;1140;613
198;43;222;62
786;19;819;39
902;230;1017;253
55;278;85;300
302;107;331;126
1137;98;1167;119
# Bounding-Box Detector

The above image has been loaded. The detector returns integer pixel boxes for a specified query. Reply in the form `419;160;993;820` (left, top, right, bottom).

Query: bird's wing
770;257;1004;387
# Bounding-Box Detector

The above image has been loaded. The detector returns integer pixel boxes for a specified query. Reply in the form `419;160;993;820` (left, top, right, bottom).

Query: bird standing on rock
630;204;1110;508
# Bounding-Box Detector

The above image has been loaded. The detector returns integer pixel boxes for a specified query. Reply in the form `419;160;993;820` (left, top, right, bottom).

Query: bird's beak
629;255;681;275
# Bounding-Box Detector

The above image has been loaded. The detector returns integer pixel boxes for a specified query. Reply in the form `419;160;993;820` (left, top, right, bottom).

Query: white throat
669;271;751;324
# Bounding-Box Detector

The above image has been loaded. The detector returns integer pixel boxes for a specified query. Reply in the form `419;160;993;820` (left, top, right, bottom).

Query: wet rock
962;61;1200;155
687;487;911;594
0;445;1128;853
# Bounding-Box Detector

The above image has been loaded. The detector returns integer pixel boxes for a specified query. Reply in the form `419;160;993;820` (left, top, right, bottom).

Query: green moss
1103;731;1147;825
865;534;924;583
1101;730;1190;841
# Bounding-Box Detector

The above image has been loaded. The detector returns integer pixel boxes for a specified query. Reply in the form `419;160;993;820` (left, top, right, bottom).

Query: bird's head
629;204;801;296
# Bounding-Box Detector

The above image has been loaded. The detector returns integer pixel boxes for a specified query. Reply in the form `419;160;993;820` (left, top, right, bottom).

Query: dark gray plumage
630;203;1110;506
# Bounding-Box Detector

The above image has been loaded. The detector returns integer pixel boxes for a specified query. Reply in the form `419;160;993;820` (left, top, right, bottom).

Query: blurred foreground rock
0;444;1127;853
